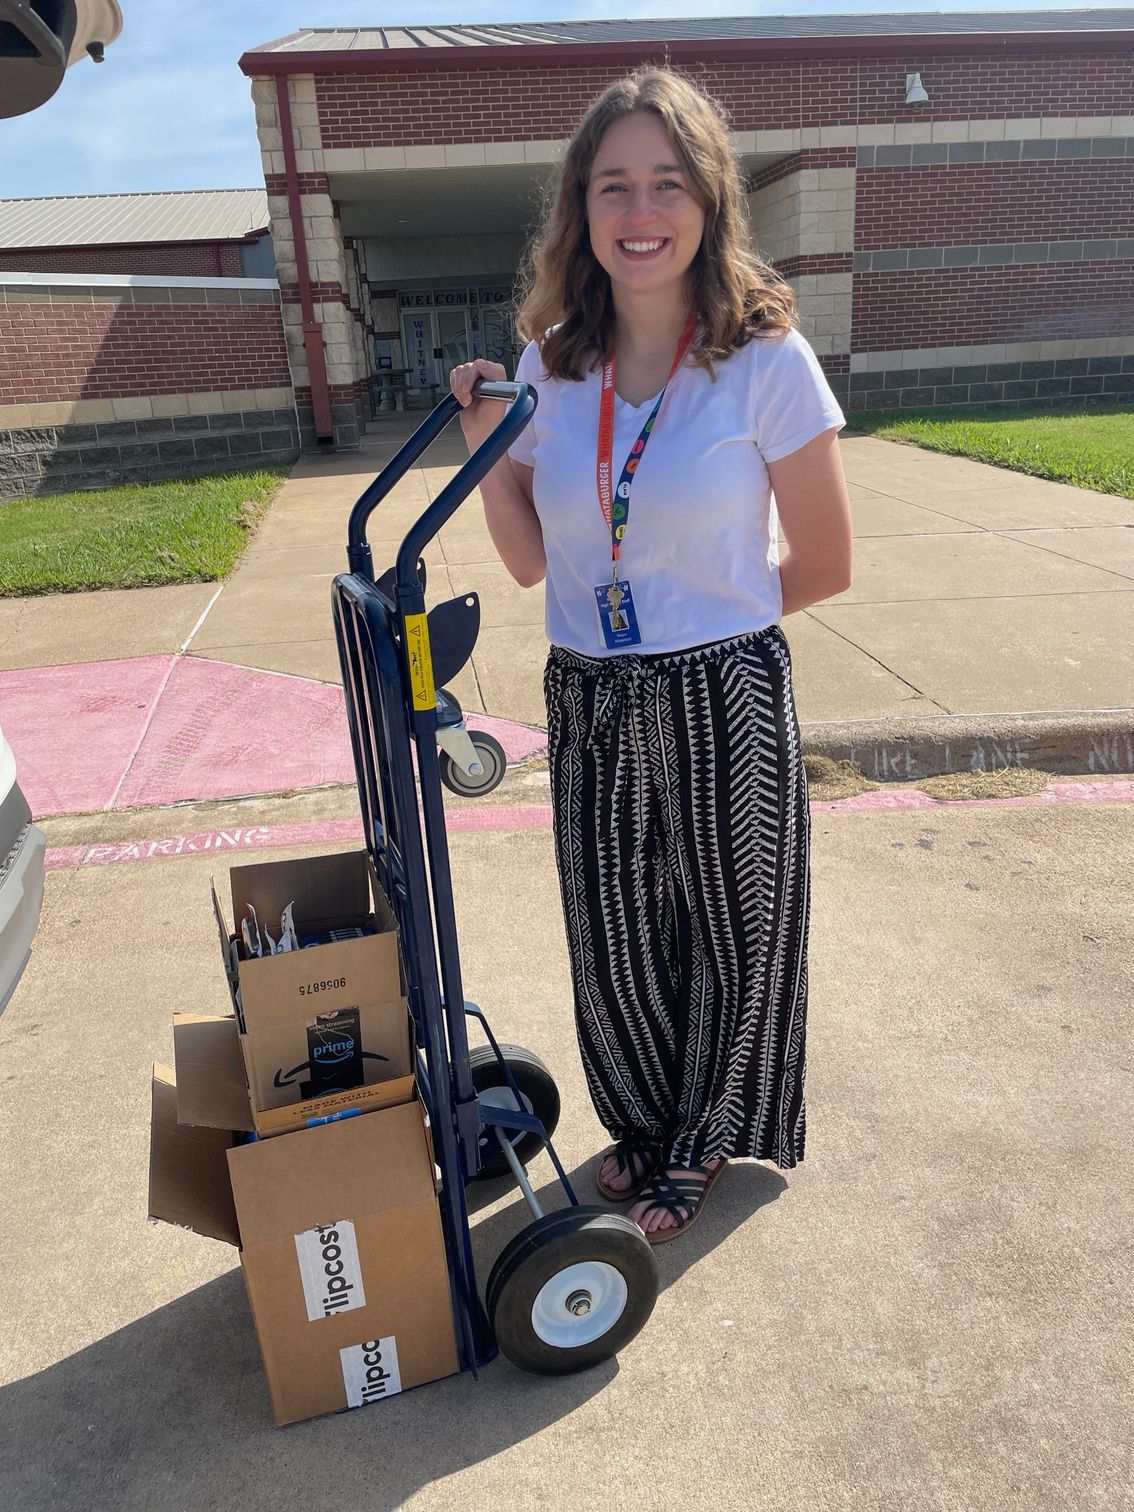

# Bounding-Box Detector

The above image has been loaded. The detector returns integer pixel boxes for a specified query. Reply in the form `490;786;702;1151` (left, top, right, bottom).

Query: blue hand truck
332;380;659;1377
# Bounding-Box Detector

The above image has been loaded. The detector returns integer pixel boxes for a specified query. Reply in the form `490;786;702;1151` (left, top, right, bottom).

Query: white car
0;0;123;118
0;721;45;1015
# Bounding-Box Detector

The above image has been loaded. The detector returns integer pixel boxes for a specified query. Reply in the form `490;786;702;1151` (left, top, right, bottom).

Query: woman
450;68;853;1244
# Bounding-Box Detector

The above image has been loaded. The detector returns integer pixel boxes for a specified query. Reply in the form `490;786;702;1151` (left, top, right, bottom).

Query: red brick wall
855;162;1134;249
852;262;1134;350
852;51;1133;123
313;51;1132;145
776;254;853;280
0;242;246;277
295;380;367;406
281;281;348;305
0;297;291;403
264;173;330;196
220;244;243;279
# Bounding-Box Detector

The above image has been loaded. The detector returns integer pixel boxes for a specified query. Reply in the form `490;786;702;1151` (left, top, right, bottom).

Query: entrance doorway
397;287;515;404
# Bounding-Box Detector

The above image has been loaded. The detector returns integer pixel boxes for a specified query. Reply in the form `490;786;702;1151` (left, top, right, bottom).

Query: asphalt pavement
1;794;1131;1510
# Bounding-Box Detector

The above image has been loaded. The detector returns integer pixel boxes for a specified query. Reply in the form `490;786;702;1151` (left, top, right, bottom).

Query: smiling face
585;111;706;302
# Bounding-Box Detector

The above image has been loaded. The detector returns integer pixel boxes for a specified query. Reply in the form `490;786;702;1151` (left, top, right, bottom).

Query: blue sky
0;2;1124;199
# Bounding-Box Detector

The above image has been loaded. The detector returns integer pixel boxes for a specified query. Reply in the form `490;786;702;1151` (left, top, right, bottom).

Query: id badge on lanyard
594;312;696;650
594;577;641;649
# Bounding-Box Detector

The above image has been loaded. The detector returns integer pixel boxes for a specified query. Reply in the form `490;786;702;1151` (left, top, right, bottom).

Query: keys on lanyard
594;311;697;649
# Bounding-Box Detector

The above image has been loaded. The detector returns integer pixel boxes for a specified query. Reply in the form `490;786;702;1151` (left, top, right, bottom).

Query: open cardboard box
149;1065;460;1425
173;1006;416;1138
207;850;413;1134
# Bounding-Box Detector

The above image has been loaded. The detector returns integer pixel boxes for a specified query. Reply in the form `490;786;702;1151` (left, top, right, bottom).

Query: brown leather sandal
594;1134;664;1202
633;1160;728;1244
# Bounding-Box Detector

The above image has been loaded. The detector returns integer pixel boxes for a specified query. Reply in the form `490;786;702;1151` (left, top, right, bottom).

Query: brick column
251;73;368;448
745;139;857;406
340;226;376;422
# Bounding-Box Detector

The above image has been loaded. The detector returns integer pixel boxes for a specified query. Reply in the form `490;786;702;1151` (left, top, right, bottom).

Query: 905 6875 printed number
299;977;347;997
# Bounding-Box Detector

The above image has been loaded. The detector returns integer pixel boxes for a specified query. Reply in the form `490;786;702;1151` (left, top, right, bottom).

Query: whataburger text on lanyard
594;310;698;649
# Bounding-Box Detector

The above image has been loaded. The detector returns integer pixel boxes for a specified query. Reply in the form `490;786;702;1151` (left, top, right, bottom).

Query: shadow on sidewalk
2;1158;785;1511
288;417;472;486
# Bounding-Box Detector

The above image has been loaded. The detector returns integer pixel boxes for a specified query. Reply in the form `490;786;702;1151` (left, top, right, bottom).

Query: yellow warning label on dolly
404;613;435;711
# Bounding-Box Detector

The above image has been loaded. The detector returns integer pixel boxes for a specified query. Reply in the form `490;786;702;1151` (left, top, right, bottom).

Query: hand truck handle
346;379;536;582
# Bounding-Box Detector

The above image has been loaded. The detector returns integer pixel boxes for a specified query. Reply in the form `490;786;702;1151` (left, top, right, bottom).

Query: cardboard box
149;1066;460;1425
148;1064;239;1244
208;851;413;1132
172;1007;416;1138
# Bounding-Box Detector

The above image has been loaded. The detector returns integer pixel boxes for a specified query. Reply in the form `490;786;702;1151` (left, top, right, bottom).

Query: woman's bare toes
601;1154;631;1192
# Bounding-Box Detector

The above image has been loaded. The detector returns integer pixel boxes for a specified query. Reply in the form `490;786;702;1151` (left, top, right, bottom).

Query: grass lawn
845;403;1134;500
0;467;288;596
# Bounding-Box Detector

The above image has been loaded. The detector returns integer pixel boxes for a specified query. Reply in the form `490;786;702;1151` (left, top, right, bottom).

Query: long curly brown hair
515;66;796;380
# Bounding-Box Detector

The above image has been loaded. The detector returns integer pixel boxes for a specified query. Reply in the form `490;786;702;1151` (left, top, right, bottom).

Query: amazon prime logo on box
294;1219;366;1321
340;1336;402;1407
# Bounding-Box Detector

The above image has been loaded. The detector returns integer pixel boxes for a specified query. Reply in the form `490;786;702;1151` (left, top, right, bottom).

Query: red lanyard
596;311;697;570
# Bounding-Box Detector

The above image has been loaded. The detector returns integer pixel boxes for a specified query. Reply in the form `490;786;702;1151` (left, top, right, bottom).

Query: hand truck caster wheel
486;1208;659;1374
438;731;507;798
468;1043;561;1181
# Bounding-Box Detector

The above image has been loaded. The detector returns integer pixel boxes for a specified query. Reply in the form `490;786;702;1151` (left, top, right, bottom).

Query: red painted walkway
2;655;548;818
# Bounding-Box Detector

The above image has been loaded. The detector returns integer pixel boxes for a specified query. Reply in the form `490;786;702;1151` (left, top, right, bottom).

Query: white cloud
0;22;262;194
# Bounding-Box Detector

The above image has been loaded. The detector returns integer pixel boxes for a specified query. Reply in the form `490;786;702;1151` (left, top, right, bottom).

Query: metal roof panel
247;12;1134;54
0;189;270;249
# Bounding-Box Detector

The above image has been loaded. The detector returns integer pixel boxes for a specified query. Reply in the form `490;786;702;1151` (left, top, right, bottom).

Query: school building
2;10;1132;498
238;10;1134;449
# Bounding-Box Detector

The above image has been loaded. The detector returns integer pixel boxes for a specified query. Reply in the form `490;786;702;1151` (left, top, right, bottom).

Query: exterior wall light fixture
905;72;929;106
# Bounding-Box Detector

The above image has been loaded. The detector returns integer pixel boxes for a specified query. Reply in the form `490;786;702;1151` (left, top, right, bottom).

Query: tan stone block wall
752;169;856;263
789;273;854;357
749;175;803;265
0;387;294;430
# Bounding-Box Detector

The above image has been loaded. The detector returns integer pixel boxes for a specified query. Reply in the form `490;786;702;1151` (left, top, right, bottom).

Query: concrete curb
800;709;1134;782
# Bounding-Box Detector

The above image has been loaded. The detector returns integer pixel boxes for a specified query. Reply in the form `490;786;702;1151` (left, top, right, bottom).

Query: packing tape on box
339;1336;403;1407
294;1219;368;1323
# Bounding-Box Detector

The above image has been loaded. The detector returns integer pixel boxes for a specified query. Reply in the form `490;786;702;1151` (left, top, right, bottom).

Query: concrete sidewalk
1;415;1132;810
162;416;1134;728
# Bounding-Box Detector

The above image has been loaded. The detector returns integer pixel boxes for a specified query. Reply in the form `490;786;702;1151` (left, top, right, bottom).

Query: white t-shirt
506;325;846;657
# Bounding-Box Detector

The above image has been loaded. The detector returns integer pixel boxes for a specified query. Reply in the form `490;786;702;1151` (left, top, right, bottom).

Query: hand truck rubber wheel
438;731;506;798
486;1207;659;1374
468;1042;561;1181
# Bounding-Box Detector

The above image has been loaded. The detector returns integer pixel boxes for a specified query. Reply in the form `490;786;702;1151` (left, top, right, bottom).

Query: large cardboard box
206;851;414;1134
149;1066;460;1425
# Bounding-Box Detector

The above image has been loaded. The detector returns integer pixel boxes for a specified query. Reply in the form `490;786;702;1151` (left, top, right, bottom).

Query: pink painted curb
43;784;1132;872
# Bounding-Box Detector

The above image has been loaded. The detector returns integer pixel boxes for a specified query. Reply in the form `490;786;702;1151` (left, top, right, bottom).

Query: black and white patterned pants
544;625;810;1170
